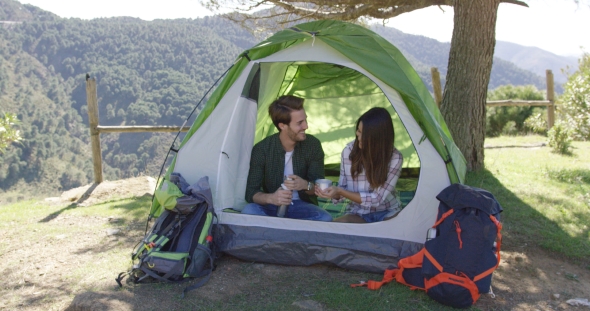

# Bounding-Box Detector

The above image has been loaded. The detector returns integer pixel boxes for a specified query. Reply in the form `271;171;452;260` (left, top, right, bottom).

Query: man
242;95;332;221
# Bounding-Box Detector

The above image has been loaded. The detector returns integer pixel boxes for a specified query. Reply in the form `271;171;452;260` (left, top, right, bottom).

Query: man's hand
284;174;307;191
271;187;293;206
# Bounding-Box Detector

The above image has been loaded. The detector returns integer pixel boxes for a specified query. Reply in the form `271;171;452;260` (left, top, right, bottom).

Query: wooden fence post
431;67;443;108
546;70;555;129
86;76;103;184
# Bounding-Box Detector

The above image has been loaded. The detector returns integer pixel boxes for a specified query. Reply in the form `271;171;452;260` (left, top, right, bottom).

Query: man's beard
286;127;306;142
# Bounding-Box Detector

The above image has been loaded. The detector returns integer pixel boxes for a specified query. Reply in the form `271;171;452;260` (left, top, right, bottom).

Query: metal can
277;205;287;217
426;228;437;241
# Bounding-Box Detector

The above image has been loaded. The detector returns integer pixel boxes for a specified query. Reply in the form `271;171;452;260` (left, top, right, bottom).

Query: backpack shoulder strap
473;214;503;282
395;248;425;290
350;268;398;290
182;244;215;298
350;248;426;290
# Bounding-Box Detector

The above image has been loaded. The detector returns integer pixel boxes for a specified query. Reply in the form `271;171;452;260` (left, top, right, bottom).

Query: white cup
316;179;332;190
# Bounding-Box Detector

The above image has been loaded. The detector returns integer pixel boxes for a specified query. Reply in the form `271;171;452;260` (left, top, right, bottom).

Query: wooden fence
86;69;556;184
85;77;190;183
430;68;555;129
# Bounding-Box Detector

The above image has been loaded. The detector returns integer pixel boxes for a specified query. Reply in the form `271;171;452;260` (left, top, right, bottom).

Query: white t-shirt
284;151;300;200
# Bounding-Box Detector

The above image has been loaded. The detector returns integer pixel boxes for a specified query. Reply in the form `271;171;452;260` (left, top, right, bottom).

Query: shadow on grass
73;196;154;255
39;194;152;224
63;291;135;311
546;168;590;184
466;168;590;262
39;183;98;223
103;194;154;220
38;203;79;222
528;193;590;257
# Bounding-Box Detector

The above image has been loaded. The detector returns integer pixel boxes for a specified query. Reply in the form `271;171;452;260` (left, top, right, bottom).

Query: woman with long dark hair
316;107;403;223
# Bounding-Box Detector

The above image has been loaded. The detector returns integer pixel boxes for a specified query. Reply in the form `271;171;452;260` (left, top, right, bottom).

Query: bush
523;108;548;135
548;123;572;154
502;121;518;136
486;106;531;136
0;113;22;153
486;85;545;137
557;52;590;141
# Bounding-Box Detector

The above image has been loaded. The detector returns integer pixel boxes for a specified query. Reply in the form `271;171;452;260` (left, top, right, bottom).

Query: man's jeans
241;200;332;222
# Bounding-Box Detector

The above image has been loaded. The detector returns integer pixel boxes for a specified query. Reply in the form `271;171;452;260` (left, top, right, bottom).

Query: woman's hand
315;185;340;200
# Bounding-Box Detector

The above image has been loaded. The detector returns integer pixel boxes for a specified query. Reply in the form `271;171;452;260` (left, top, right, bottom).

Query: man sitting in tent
241;95;333;222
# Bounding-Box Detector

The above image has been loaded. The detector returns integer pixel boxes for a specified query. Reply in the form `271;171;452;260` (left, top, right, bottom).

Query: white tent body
172;39;452;272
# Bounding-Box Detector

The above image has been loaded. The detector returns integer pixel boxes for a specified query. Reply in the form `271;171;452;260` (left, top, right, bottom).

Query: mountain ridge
494;41;578;83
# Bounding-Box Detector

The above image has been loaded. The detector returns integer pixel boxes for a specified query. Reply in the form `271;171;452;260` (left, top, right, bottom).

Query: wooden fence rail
486;100;552;107
96;125;190;133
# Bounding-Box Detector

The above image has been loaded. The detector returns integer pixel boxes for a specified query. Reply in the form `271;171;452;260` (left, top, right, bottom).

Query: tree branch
499;0;529;7
244;0;450;21
211;0;455;36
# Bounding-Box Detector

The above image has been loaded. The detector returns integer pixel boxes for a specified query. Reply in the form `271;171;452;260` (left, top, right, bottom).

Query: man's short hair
269;95;305;131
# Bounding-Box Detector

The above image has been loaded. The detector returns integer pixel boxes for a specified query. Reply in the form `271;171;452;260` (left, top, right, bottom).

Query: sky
17;0;590;58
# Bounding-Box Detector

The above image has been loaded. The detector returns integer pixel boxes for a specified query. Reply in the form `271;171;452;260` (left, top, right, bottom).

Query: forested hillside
0;0;554;198
0;0;58;21
372;25;551;92
0;0;255;197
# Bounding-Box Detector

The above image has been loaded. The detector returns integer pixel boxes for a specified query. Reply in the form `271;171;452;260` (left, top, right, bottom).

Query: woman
316;107;403;223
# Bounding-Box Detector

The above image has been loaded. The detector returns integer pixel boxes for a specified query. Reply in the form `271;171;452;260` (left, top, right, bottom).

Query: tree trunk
441;0;499;171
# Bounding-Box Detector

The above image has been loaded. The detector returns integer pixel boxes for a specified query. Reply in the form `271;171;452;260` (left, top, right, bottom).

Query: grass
1;134;589;310
469;135;590;261
0;196;152;310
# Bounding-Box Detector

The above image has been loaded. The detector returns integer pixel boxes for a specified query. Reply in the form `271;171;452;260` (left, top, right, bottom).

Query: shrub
523;108;548;135
548;123;572;154
502;121;518;136
0;113;22;154
486;85;545;137
557;52;590;141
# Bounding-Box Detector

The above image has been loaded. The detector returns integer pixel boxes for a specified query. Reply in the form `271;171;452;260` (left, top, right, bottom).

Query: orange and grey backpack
353;184;503;309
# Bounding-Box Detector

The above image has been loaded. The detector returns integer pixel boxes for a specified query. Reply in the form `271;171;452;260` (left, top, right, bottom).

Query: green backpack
117;176;216;297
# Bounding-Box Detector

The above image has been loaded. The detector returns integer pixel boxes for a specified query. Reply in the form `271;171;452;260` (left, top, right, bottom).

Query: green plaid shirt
245;133;325;205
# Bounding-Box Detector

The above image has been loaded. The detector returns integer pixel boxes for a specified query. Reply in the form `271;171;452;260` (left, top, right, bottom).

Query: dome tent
151;20;466;272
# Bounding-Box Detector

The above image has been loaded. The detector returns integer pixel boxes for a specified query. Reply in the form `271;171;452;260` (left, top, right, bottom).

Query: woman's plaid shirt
335;141;403;215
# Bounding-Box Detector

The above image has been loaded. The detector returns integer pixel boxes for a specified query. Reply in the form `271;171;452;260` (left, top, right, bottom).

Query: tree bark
441;0;499;171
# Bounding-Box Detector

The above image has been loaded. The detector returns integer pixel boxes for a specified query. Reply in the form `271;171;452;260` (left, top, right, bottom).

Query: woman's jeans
360;210;391;223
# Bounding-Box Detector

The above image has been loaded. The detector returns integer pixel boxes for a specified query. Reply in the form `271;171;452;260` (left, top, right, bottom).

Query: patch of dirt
478;247;590;310
3;178;590;311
